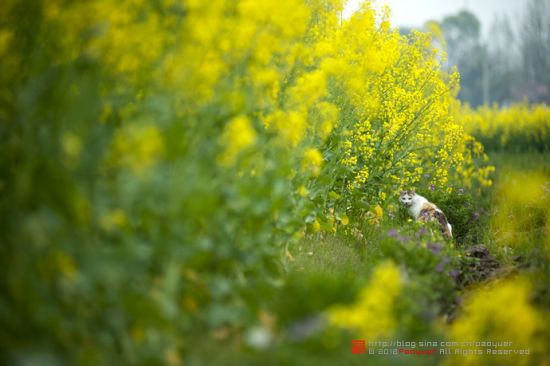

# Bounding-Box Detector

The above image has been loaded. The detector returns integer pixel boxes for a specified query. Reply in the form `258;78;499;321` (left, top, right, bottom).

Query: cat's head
399;189;416;207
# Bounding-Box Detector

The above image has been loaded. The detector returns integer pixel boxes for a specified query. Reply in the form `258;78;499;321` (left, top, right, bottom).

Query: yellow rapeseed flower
302;148;323;176
100;208;128;232
328;261;402;339
445;278;540;366
219;116;257;166
111;123;164;174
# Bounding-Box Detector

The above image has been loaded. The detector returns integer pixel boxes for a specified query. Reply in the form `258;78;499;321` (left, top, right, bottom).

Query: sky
343;0;525;37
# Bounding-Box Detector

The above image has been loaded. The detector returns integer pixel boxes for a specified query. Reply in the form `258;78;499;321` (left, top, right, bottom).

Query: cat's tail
434;210;453;239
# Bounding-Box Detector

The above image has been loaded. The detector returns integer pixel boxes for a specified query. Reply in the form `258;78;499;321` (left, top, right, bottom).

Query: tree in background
487;14;520;105
432;0;550;106
520;0;550;103
440;10;485;107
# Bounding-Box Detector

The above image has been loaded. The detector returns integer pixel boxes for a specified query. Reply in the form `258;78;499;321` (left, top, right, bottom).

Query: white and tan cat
399;189;452;238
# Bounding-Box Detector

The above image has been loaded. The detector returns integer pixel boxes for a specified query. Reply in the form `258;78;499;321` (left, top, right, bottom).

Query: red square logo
351;339;366;354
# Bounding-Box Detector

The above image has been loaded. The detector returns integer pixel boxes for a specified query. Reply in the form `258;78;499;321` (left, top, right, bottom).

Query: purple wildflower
448;269;460;279
387;229;399;238
387;229;409;243
398;235;410;243
427;242;442;254
429;184;435;191
436;257;450;272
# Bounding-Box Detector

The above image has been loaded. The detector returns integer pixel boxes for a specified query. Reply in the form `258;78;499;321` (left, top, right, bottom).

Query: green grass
482;152;550;308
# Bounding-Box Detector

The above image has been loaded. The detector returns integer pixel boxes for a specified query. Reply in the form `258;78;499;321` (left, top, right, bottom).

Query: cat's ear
399;190;405;195
410;188;416;194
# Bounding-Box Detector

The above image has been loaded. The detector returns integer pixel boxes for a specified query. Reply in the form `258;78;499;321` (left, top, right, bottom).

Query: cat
399;189;453;239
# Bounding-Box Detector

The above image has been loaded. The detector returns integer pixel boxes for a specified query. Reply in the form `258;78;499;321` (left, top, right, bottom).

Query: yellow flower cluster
328;261;402;339
445;278;541;366
219;116;257;166
288;5;493;201
110;123;164;174
100;208;128;232
302;148;323;176
35;0;493;224
461;102;550;152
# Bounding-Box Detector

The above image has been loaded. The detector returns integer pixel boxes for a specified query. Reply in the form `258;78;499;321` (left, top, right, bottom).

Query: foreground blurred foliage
0;0;548;365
